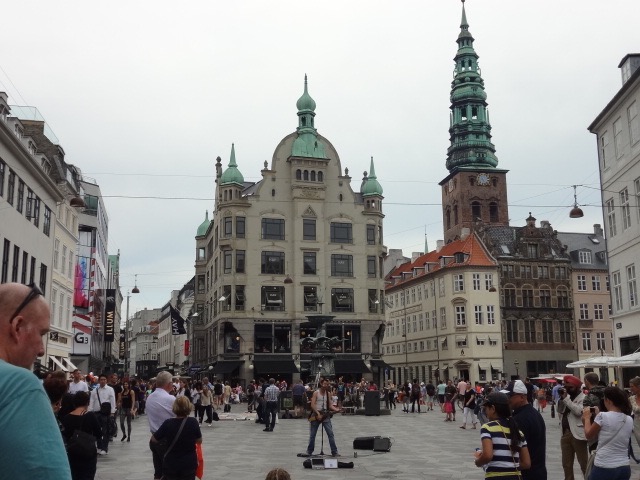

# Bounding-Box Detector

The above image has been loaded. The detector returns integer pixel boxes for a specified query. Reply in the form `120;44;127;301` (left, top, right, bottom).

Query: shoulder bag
585;415;628;478
67;413;98;459
96;389;112;416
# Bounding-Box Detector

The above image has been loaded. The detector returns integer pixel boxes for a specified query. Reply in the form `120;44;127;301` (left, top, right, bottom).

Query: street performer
304;377;341;457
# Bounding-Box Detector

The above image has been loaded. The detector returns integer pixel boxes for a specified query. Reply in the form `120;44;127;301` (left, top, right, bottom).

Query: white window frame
627;264;637;308
472;273;481;291
582;332;592;351
613;117;624;159
455;305;466;326
474;305;483;325
487;305;495;325
577;275;587;291
606;198;617;237
592;275;601;291
621;188;631;230
453;274;464;293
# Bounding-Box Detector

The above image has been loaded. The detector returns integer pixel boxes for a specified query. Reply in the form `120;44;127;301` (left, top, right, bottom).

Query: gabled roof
556;231;607;270
385;233;496;291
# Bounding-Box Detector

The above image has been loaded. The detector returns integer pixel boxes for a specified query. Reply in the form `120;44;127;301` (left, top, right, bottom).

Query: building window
557;288;569;308
503;287;516;307
223;216;232;237
630;101;640;145
453;274;464;292
596;332;606;351
502;264;514;278
303;219;316;240
527;244;538;258
236;217;245;238
613;117;624;158
39;263;47;295
474;305;483;325
235;250;245;273
223;252;232;274
555;266;567;280
578;251;592;264
235;286;245;311
16;179;24;213
524;319;536;343
366;224;375;245
331;254;353;276
197;247;205;261
522;288;534;308
594;304;604;320
197;274;205;294
261;251;284;274
301;251;316;275
606;198;617;237
440;307;447;329
538;266;549;279
11;245;19;282
261;218;285;240
368;289;378;313
559;320;571;343
487;305;495;324
330;222;353;243
0;160;5;197
7;170;15;205
522;265;532;279
455;305;466;326
600;131;609;168
541;319;553;343
53;239;60;270
21;251;28;284
472;273;481;290
471;201;481;220
592;275;601;291
612;271;623;312
577;275;587;291
579;303;589;320
540;288;551;307
627;264;637;308
582;332;592;351
261;286;284;311
489;202;498;222
367;256;376;278
485;273;493;290
303;286;317;312
506;319;518;343
621;188;632;230
331;288;354;312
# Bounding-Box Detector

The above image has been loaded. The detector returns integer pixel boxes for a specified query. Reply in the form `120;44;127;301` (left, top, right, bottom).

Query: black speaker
373;437;391;452
353;436;379;450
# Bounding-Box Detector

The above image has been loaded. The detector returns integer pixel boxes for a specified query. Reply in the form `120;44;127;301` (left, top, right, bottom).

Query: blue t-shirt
0;360;72;479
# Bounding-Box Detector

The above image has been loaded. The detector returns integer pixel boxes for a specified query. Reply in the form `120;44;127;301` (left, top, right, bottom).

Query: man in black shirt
503;380;547;480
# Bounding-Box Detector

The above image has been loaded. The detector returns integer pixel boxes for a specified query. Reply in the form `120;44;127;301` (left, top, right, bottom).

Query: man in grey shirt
146;371;176;480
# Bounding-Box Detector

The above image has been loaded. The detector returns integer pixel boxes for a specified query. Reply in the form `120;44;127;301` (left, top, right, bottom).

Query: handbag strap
595;414;628;451
499;423;523;479
163;417;188;459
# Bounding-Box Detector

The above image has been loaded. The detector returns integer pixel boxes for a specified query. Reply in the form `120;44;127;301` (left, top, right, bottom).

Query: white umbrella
566;356;616;369
608;351;640;366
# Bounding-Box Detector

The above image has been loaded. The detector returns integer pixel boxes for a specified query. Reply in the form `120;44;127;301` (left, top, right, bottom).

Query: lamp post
514;359;520;379
124;284;140;376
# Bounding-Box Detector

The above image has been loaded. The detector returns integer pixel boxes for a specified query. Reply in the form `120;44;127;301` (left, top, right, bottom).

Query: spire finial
461;0;468;28
229;143;237;167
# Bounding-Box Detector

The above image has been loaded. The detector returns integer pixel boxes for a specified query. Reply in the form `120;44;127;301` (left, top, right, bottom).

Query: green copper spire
220;143;245;186
362;156;383;196
197;210;210;236
292;75;327;159
445;0;499;172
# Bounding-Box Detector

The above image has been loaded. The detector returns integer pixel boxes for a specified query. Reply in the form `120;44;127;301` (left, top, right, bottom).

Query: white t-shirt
68;380;89;394
594;411;633;468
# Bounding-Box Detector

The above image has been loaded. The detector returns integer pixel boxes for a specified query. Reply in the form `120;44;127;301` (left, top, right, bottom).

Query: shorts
293;395;305;407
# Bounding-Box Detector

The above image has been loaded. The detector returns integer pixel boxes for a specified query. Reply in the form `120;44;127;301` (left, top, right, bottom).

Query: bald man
0;283;72;479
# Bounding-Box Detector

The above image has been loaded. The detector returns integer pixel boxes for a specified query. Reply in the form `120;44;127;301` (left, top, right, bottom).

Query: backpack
411;384;420;395
426;384;436;396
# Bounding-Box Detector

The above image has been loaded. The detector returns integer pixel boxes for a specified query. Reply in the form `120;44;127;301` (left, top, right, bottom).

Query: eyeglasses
9;283;44;323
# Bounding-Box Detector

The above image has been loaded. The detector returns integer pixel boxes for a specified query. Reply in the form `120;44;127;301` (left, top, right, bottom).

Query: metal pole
125;292;130;375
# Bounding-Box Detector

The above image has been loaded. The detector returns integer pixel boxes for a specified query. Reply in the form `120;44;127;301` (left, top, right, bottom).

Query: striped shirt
480;420;527;478
264;385;280;402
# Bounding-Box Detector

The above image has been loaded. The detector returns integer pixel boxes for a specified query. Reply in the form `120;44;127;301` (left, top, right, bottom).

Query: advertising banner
119;329;126;359
104;289;116;342
72;313;92;355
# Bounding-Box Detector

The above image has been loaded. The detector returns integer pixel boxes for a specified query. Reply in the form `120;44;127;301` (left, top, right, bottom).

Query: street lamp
514;359;520;379
124;286;140;375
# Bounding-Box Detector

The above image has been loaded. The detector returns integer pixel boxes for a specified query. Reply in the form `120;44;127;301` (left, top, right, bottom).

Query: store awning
478;362;491;370
370;359;393;370
334;358;371;374
253;356;299;374
455;335;467;343
476;336;487;342
211;360;244;374
63;358;79;371
49;355;68;372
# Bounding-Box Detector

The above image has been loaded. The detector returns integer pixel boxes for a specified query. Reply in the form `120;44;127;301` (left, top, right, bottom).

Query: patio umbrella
608;351;640;366
566;356;616;368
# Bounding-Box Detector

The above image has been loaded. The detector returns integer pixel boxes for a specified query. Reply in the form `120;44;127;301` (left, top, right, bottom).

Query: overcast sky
1;1;636;314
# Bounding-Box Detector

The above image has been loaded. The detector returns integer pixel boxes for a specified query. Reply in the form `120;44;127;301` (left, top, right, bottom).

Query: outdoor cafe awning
334;358;371;374
370;359;393;370
211;360;244;374
253;355;299;374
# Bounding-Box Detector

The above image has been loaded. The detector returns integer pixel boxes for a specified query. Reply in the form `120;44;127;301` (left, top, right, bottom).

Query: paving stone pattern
95;405;640;479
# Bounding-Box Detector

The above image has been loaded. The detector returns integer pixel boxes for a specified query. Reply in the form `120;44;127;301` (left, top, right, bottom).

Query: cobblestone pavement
95;404;640;479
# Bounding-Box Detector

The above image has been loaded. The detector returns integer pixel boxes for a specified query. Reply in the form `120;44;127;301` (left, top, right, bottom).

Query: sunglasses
9;283;44;323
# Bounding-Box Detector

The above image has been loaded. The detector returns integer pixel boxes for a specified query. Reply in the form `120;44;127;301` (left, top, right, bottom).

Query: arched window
223;190;228;201
471;201;481;221
318;171;324;182
339;194;343;202
489;202;498;222
303;170;309;181
296;169;301;180
453;205;459;225
310;171;316;181
446;208;451;230
271;189;275;197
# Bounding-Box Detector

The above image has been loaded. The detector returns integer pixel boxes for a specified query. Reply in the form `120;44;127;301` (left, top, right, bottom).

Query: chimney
594;224;604;237
436;240;444;253
460;228;470;240
540;220;550;228
619;54;640;85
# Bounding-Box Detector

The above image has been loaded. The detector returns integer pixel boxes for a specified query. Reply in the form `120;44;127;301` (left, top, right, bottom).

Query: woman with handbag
61;391;102;480
474;392;531;479
583;386;633;480
118;381;136;442
151;396;202;480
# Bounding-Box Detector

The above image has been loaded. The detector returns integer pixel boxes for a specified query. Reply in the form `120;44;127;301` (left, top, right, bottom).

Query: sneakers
98;450;107;456
331;453;340;457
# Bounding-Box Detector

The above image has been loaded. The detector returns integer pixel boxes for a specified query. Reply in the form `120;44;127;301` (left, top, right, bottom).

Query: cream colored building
383;231;503;386
192;78;387;384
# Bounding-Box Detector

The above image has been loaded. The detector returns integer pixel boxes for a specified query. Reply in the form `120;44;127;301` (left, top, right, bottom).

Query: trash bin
364;390;381;416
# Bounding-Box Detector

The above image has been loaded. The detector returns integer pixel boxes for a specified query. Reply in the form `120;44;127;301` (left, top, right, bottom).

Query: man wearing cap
557;375;588;480
503;380;547;479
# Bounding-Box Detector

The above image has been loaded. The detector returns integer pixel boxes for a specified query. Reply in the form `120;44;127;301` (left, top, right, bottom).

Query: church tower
440;0;509;243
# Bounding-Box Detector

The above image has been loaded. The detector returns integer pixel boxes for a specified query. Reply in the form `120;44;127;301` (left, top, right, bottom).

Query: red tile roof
386;233;496;291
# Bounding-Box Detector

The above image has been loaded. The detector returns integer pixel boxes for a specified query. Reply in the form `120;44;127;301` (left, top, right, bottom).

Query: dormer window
579;251;592;264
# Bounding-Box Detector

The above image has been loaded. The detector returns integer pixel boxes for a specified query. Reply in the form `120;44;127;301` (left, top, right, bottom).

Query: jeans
149;439;166;480
265;401;278;430
463;406;477;425
119;408;132;436
411;395;421;413
307;419;338;455
588;464;631;480
198;405;212;424
560;430;588;480
96;414;110;452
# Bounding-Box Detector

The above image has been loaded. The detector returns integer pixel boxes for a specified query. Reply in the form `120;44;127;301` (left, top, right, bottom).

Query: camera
589;406;596;414
558;388;566;395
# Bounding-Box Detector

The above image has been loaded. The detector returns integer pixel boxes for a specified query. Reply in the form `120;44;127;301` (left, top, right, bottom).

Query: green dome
362;157;383;196
296;74;316;112
220;143;245;186
197;210;210;237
